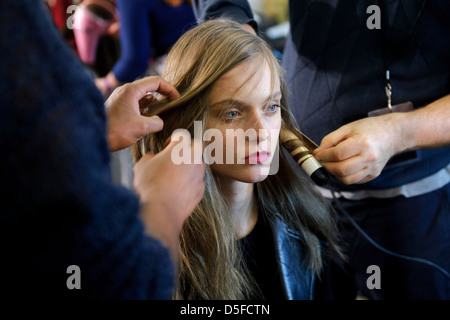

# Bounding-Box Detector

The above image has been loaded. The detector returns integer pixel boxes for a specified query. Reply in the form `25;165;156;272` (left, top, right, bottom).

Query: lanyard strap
377;0;428;110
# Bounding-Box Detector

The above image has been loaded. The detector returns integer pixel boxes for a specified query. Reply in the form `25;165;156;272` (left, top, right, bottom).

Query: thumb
139;116;164;135
134;151;156;171
315;126;350;154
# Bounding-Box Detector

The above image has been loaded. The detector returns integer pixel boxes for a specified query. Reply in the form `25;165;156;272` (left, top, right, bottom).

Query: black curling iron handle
303;158;329;186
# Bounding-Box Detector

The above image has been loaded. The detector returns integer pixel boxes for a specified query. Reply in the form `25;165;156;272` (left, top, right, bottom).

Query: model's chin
210;162;276;183
232;164;272;183
237;174;269;184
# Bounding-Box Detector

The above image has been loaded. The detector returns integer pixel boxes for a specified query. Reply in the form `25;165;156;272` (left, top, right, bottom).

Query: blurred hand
105;76;180;151
314;114;400;185
107;21;120;37
133;135;205;259
96;72;122;97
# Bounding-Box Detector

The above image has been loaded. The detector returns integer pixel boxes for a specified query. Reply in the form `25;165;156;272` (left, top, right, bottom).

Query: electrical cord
329;186;450;281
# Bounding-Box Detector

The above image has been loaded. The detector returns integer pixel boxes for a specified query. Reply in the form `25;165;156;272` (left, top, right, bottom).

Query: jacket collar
269;216;315;300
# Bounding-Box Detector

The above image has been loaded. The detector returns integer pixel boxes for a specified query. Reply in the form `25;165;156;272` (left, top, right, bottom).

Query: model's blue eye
223;110;240;119
266;104;280;113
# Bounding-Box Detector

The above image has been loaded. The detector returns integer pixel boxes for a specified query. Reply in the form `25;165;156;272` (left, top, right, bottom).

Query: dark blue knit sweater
0;0;174;299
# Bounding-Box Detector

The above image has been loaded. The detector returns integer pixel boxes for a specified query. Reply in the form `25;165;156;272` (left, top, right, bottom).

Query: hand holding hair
105;76;180;152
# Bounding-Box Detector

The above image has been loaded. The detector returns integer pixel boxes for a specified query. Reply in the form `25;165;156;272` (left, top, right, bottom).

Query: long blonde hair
133;19;341;299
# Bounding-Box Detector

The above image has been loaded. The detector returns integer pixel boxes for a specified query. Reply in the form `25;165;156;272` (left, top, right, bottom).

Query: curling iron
280;126;329;186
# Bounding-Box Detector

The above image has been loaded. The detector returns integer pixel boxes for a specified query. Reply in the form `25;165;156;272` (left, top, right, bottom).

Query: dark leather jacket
270;216;316;300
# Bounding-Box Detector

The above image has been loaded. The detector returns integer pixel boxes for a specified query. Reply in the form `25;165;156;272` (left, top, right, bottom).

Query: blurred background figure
73;0;118;66
79;0;195;188
44;0;80;52
44;0;120;77
248;0;289;60
45;0;75;31
93;0;196;97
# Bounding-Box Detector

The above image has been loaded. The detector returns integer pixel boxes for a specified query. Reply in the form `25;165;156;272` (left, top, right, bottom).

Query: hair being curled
133;19;342;300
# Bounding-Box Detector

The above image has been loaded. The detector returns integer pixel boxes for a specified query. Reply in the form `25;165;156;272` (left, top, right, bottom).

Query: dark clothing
193;0;257;30
241;213;284;300
325;183;450;299
194;0;450;191
241;213;315;300
282;0;450;191
271;217;315;299
193;0;450;299
241;214;315;300
113;0;196;82
0;0;174;299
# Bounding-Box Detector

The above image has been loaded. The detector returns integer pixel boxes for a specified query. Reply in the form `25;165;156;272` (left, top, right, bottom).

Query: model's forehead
210;60;280;107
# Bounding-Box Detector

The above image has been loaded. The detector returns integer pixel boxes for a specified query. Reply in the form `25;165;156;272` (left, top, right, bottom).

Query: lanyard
377;0;428;110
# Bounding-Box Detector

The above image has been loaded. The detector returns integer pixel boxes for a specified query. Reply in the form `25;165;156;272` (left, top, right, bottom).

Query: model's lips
244;151;271;164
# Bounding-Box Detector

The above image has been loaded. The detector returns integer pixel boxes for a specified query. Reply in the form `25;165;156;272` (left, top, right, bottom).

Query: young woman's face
206;60;282;183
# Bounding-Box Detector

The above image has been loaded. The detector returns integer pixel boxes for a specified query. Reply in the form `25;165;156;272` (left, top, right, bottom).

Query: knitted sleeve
0;0;174;299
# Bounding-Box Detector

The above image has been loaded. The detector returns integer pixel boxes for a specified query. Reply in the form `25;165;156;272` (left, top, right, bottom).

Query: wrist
103;76;114;92
104;72;121;92
387;111;417;154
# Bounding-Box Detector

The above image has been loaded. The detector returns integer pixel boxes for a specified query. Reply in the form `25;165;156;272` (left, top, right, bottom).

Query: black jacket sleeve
192;0;258;31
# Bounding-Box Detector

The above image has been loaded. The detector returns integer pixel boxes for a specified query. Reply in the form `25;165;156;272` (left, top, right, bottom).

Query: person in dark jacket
192;0;450;299
95;0;196;96
0;0;204;299
135;19;343;300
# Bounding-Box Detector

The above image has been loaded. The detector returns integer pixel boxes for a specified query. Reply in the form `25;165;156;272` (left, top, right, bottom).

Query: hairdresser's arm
314;94;450;185
105;76;179;152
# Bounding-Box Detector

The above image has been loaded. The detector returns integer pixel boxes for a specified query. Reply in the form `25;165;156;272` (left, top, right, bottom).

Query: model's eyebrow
210;91;282;110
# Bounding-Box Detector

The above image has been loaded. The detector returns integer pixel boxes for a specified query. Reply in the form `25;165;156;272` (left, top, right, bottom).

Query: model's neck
217;176;258;239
